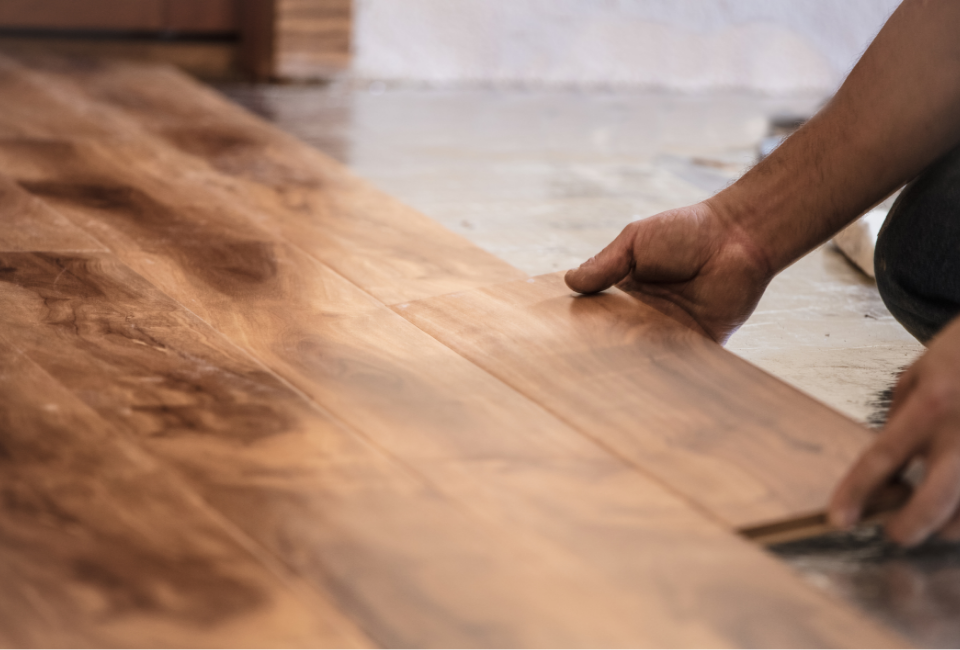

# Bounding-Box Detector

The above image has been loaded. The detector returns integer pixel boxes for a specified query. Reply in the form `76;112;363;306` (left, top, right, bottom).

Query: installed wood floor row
0;53;879;531
0;53;902;646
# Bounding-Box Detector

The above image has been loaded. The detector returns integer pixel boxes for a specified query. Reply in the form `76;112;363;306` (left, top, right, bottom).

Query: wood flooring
396;273;877;529
0;53;907;647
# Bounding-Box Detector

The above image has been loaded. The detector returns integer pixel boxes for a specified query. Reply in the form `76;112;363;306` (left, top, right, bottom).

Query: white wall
353;0;901;92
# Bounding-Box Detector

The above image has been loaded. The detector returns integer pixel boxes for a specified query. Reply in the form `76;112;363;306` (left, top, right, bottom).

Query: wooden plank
0;175;105;251
0;0;165;31
743;483;912;547
396;272;881;530
1;54;526;303
0;339;368;648
0;250;905;647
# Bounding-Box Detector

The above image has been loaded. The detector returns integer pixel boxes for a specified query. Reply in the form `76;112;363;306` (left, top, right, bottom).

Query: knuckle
858;444;901;478
918;378;958;420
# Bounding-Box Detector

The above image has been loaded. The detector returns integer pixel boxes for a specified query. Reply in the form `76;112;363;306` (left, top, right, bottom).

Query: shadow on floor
774;370;960;648
774;525;960;648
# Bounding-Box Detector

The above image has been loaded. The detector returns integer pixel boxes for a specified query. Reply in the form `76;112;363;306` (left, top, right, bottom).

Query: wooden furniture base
0;36;239;79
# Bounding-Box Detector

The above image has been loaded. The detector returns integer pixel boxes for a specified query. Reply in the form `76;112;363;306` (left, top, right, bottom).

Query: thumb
565;224;636;294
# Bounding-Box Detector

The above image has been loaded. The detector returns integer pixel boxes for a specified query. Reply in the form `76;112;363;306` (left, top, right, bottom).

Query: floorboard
396;272;879;530
0;340;368;648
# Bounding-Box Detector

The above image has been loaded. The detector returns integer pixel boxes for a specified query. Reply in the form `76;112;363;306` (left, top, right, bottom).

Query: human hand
564;201;773;343
830;316;960;546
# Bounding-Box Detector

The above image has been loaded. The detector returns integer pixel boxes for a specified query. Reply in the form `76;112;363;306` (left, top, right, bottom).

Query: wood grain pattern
0;250;904;647
396;272;881;530
0;57;118;141
0;175;105;251
2;54;526;304
0;339;368;648
0;82;822;533
0;251;666;646
0;54;907;645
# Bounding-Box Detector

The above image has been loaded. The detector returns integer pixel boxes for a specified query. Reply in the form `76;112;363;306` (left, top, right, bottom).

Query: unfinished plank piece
397;273;880;530
3;53;527;304
0;58;906;645
0;340;368;648
0;250;903;647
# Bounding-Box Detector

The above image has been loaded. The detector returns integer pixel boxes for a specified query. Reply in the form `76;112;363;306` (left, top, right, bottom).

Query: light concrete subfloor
220;82;946;646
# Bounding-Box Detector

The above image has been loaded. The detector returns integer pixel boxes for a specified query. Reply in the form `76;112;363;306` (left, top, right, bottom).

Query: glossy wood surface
0;175;105;252
0;53;908;646
0;340;368;648
0;251;690;646
397;272;880;529
0;59;684;557
0;250;903;647
1;54;526;304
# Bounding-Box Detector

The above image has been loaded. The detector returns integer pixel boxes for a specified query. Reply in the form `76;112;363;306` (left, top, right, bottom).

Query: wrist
702;193;778;285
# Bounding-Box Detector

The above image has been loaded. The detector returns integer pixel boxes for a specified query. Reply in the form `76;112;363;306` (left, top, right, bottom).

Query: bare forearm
709;0;960;276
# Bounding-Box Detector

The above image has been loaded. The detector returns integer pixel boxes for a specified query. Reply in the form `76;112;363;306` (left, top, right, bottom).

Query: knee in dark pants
874;145;960;344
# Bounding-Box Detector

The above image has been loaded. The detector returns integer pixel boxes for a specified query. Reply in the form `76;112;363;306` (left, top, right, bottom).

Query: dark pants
875;145;960;344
